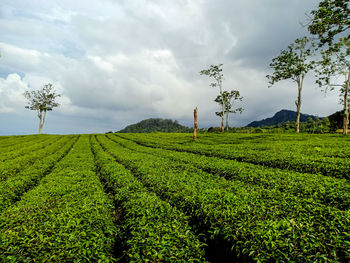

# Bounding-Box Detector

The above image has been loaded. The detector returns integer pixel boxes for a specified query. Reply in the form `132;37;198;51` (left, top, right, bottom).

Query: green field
0;133;349;262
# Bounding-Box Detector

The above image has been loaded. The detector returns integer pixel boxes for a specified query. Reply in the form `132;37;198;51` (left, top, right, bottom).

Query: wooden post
193;107;198;141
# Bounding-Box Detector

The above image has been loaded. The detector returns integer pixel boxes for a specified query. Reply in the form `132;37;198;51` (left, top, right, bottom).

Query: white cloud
0;0;342;134
0;73;28;113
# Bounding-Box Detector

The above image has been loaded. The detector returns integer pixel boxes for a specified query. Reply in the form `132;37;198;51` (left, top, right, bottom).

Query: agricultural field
0;133;349;262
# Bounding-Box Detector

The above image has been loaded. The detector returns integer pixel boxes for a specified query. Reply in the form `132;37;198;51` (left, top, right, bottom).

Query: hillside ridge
246;109;319;127
118;118;192;133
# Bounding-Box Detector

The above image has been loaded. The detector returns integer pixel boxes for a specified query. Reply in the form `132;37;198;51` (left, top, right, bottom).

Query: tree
267;37;315;133
315;38;350;134
200;64;226;132
308;0;349;51
24;83;61;134
308;1;349;134
214;90;243;130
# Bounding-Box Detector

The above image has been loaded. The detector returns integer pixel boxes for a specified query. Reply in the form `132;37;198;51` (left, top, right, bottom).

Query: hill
246;109;318;127
118;118;192;133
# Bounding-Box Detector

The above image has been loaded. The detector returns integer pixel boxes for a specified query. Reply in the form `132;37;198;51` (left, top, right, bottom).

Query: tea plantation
0;133;349;262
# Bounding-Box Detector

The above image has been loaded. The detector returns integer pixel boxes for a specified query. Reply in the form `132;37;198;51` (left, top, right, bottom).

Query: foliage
308;0;350;134
207;127;222;133
199;64;224;91
214;90;243;129
24;83;61;134
106;133;350;262
215;90;243;114
246;109;318;128
315;38;349;90
267;37;315;86
252;127;264;133
0;136;116;262
200;64;226;132
0;136;77;213
267;37;315;133
328;110;346;130
1;133;349;262
122;132;350;179
117;133;350;210
118;118;192;133
0;136;66;181
91;136;207;262
314;37;350;134
258;118;331;134
301;117;331;133
308;0;349;49
24;83;60;112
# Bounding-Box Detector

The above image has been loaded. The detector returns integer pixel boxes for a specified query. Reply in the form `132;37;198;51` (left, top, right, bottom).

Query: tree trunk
38;110;46;134
193;107;198;141
343;69;349;135
38;112;43;134
226;111;229;131
43;110;46;127
220;95;225;133
219;87;225;133
295;78;303;133
221;114;224;133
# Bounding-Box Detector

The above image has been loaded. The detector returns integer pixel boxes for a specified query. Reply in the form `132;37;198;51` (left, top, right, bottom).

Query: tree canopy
267;37;315;86
215;90;243;130
308;0;349;48
24;83;60;134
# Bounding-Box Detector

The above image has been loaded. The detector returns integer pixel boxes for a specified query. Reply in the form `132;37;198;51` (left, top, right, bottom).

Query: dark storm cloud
226;0;320;69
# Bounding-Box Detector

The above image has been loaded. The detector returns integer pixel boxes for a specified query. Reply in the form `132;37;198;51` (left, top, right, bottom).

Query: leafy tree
315;38;349;134
308;0;349;51
200;64;226;132
24;83;60;134
308;0;349;134
214;90;243;130
267;37;315;133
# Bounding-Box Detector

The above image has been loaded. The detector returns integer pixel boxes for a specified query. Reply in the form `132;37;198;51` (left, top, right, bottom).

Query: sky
0;0;343;135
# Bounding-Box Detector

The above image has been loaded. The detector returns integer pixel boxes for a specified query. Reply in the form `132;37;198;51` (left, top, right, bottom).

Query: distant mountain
246;109;319;128
118;118;192;133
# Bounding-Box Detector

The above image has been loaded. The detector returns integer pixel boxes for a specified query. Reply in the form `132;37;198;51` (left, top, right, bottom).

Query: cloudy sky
0;0;342;135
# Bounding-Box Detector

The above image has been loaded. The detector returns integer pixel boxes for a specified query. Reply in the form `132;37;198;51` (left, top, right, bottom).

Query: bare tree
24;83;61;134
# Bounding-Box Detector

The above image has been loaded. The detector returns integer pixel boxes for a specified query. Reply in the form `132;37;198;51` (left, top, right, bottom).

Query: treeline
247;111;345;134
228;118;331;134
209;117;340;134
115;111;346;134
